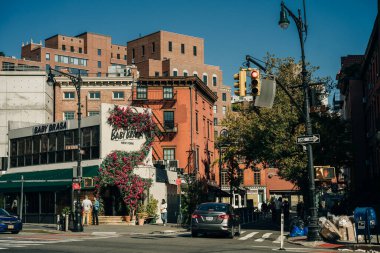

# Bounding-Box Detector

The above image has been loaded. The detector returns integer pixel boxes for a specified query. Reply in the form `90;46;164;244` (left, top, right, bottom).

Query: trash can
354;207;377;244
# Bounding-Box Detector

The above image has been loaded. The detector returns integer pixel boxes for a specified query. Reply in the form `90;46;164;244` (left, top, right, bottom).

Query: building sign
100;103;153;165
33;121;68;135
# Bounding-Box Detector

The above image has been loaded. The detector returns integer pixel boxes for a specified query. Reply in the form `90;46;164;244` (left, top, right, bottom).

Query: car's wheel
227;225;235;239
191;230;198;237
11;231;19;234
235;224;241;236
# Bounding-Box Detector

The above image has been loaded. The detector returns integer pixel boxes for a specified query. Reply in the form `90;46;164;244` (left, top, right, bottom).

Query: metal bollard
57;215;61;231
279;212;285;250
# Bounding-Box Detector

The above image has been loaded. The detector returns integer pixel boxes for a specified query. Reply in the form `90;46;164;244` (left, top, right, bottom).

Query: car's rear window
197;204;228;212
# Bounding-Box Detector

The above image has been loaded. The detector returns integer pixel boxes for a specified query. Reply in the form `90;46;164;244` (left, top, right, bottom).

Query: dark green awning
0;165;99;193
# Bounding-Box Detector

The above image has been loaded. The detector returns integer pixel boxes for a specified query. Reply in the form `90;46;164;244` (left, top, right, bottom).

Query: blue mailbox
354;207;378;244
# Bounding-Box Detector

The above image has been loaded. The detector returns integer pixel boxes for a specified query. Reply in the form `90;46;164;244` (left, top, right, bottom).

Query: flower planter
138;218;145;226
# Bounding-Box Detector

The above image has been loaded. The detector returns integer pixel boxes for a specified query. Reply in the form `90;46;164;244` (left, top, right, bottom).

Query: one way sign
296;134;320;145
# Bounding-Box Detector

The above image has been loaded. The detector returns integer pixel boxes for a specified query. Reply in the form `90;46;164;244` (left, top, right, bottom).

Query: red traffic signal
250;69;261;96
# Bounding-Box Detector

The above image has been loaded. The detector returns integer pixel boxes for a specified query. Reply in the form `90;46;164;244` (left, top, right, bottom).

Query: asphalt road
0;229;335;253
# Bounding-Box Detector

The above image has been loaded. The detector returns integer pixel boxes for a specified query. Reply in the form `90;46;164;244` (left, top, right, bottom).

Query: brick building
127;31;231;136
0;32;128;76
337;4;380;206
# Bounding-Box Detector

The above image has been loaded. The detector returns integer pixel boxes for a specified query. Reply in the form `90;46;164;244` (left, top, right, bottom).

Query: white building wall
0;71;53;167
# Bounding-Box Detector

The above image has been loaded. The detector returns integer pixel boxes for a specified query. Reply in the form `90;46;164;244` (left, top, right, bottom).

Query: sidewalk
22;222;188;235
287;236;380;252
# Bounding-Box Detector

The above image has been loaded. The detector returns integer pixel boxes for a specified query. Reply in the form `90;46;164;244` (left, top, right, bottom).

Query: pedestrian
282;200;290;222
92;197;100;225
275;197;282;224
11;199;17;214
296;201;304;219
160;199;167;226
82;195;92;226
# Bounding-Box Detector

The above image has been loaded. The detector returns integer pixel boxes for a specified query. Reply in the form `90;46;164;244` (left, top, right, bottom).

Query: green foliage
146;196;158;218
221;55;352;199
61;207;71;215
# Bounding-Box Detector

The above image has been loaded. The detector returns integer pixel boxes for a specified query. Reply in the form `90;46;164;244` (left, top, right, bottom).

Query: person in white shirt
160;199;168;226
82;195;93;226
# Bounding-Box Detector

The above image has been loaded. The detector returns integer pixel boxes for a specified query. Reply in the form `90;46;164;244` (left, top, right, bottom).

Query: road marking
92;232;117;236
240;230;247;234
238;231;258;240
273;235;282;243
255;232;272;242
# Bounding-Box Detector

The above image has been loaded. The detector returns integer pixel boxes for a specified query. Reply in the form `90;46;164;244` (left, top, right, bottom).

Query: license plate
205;217;213;221
7;225;14;229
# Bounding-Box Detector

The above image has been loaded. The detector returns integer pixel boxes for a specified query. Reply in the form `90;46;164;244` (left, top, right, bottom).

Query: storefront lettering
33;121;67;135
111;128;143;141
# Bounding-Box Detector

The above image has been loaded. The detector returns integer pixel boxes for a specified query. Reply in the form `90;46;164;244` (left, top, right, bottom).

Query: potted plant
124;205;132;223
146;196;159;224
136;203;147;226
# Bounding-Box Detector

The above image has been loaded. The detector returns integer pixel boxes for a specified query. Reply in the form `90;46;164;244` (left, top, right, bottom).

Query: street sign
72;177;82;183
65;145;79;150
296;134;320;144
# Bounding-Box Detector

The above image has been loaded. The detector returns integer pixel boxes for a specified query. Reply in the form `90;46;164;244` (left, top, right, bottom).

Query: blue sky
0;0;376;96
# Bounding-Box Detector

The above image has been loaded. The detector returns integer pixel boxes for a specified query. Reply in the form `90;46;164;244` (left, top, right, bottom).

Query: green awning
0;165;99;193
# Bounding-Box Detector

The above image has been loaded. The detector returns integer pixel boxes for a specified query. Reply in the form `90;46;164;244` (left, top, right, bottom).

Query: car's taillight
218;214;229;220
192;214;201;219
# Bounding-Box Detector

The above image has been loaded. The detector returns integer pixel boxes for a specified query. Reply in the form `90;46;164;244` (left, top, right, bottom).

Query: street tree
220;55;352;201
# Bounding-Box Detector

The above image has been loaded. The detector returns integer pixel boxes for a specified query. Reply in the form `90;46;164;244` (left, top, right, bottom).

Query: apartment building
127;31;231;136
0;32;128;76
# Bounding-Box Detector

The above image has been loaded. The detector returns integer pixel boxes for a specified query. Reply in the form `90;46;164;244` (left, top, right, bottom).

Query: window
193;71;198;77
193;46;197;56
142;45;145;56
181;44;185;54
79;47;82;53
163;87;173;99
195;112;199;132
117;54;120;59
132;48;135;59
45;53;50;60
168;41;172;52
173;70;178;76
137;86;147;99
97;61;101;68
222;106;226;115
163;148;175;160
64;111;75;120
89;91;100;99
97;49;101;56
64;92;75;99
62;45;66;51
88;111;99;116
213;105;217;114
221;171;228;186
222;93;227;101
152;42;155;53
124;55;127;60
203;74;208;85
254;172;261;185
70;46;74;52
155;71;159;77
183;71;188;77
112;91;124;99
163;111;174;129
213;76;217;86
214;118;218;126
97;72;101;77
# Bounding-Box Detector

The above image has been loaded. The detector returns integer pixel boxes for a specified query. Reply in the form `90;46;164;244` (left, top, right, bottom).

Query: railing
1;65;43;71
235;208;263;224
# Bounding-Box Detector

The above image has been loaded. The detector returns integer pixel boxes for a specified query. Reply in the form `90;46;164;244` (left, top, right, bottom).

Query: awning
0;165;99;193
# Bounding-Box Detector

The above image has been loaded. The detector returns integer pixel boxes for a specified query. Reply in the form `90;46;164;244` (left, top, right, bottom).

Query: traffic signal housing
250;69;261;96
233;69;247;96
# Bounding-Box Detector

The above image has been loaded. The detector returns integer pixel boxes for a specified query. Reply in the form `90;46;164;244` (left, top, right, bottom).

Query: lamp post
47;67;83;232
279;1;321;241
218;129;229;203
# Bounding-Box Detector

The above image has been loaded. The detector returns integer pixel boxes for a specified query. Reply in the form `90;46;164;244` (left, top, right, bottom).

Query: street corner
287;236;346;249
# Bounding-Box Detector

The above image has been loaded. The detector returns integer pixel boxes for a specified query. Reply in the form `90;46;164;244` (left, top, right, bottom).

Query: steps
99;216;135;225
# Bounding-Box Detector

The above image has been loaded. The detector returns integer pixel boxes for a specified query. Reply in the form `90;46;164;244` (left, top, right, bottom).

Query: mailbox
354;207;378;244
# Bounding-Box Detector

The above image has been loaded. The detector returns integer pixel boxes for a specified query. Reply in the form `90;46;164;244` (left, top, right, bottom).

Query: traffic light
250;69;261;96
233;69;247;96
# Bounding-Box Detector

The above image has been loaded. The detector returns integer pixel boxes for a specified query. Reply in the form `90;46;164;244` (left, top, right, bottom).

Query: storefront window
25;137;32;166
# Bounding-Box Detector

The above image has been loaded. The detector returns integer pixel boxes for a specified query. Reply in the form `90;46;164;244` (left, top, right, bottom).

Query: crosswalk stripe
273;235;282;243
254;232;272;242
238;231;258;240
240;230;247;234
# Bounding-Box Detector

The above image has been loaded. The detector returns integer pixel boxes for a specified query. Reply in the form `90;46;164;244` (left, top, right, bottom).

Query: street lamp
218;129;229;203
279;1;321;241
47;67;83;232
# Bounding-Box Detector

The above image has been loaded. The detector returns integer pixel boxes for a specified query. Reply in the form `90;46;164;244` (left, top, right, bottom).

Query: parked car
0;208;22;234
191;202;240;238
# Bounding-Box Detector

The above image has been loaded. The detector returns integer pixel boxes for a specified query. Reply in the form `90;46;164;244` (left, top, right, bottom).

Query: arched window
172;68;178;77
202;73;208;85
183;70;188;77
212;74;217;86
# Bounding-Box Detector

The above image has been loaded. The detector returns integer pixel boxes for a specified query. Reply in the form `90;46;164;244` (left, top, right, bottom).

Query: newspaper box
354;207;377;244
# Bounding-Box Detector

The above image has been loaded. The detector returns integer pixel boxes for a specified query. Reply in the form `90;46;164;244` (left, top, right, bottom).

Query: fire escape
130;81;178;166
